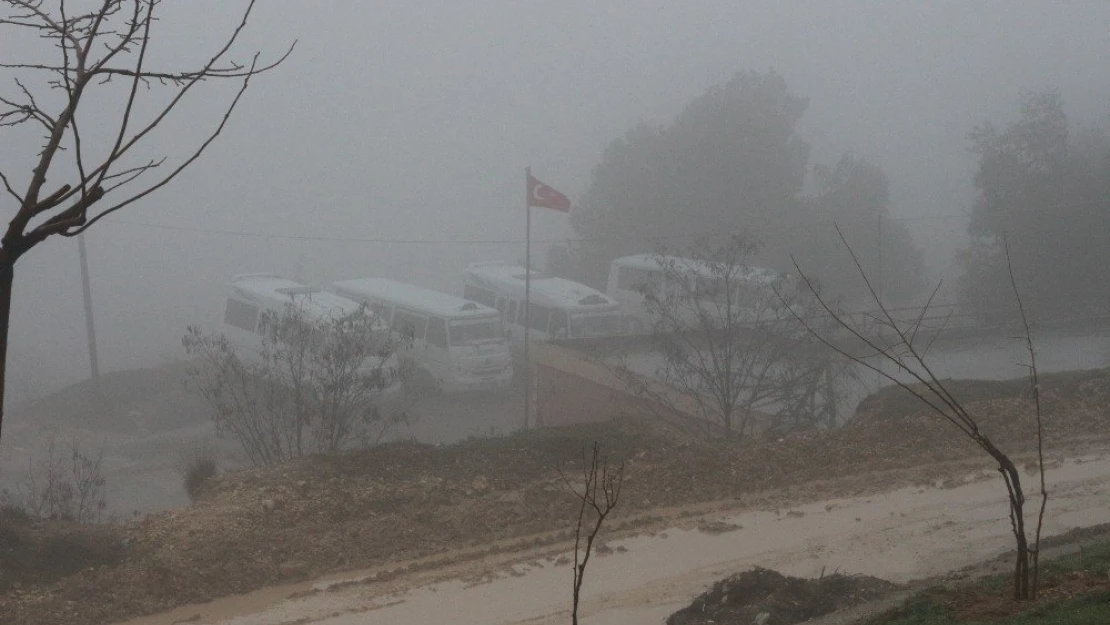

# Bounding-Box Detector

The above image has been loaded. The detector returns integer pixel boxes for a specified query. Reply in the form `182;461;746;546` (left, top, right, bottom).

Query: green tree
569;70;810;287
566;70;923;304
960;90;1110;317
792;155;924;304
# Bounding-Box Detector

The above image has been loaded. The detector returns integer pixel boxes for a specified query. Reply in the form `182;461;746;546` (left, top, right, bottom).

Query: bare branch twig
560;442;623;625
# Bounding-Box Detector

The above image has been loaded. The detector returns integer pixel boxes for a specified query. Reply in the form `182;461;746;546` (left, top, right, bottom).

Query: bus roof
332;278;498;319
611;254;780;283
465;262;620;311
229;274;366;321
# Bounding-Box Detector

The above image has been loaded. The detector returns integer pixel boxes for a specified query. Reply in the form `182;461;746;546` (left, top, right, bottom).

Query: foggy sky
2;0;1109;402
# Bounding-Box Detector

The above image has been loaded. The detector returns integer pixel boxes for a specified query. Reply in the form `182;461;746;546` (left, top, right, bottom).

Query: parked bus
331;278;513;392
462;262;623;342
221;273;402;394
607;254;781;333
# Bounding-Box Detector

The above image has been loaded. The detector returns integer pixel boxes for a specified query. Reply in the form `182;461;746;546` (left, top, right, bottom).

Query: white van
332;278;513;392
607;254;780;333
462;262;623;342
222;273;402;394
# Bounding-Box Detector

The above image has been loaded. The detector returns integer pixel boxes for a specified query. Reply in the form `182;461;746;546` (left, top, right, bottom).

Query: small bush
0;488;30;522
0;521;125;593
179;439;218;502
16;431;107;523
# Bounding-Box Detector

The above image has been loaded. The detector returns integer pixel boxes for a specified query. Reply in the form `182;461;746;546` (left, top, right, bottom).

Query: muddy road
117;451;1110;625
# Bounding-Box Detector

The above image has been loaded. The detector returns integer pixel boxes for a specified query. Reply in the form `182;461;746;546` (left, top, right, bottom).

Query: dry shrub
179;439;219;502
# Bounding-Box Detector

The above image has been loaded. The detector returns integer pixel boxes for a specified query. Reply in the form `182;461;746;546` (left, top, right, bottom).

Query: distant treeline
553;70;1109;320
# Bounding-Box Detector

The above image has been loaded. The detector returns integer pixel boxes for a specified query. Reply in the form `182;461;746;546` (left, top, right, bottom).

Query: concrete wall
531;342;702;428
531;342;783;437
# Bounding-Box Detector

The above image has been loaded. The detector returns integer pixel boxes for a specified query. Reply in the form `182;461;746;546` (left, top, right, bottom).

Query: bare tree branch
1004;235;1048;598
0;0;291;444
615;235;852;438
0;169;27;204
68;53;259;235
784;227;1046;601
781;256;976;438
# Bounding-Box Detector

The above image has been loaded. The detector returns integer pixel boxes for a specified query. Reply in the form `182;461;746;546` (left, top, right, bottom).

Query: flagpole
523;166;532;429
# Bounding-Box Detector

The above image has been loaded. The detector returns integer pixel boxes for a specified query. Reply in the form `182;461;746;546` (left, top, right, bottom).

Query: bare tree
622;235;853;438
17;429;106;522
183;302;406;467
783;226;1047;601
560;442;624;625
0;0;293;441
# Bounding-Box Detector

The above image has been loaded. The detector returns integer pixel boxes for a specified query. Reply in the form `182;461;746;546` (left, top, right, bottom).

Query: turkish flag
527;173;571;212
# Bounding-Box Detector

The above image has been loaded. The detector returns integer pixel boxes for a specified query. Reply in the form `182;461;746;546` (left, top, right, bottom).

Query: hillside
0;367;1108;625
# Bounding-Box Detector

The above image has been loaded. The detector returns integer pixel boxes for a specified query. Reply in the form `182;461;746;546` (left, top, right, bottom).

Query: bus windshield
570;312;621;338
448;318;502;346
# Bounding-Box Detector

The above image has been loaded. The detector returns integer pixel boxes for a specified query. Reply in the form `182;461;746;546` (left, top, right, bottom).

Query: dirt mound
844;367;1110;461
8;361;210;435
0;508;125;593
667;567;900;625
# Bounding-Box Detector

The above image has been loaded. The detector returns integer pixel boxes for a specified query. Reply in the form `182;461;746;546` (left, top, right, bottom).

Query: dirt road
116;451;1110;625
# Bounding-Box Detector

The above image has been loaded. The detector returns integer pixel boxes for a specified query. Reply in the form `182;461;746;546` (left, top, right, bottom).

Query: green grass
868;539;1110;625
1040;541;1110;577
876;592;1110;625
1000;592;1110;624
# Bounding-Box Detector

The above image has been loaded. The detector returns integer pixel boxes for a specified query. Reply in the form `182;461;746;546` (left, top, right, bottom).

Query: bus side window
506;300;517;324
527;303;551;332
392;309;427;341
549;309;568;338
464;284;496;308
369;300;392;324
664;273;688;298
617;266;642;290
224;298;260;332
426;317;447;349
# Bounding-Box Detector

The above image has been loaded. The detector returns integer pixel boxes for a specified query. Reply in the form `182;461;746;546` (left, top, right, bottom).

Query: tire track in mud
114;452;1110;625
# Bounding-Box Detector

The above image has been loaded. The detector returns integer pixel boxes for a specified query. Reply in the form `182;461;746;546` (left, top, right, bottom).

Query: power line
106;219;718;245
106;211;970;246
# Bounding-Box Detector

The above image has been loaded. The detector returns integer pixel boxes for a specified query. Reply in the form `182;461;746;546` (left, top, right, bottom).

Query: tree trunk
982;438;1032;600
1006;461;1031;601
0;259;13;443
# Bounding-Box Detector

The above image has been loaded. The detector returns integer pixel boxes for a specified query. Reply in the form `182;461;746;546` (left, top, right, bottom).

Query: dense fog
5;5;1110;624
3;0;1110;402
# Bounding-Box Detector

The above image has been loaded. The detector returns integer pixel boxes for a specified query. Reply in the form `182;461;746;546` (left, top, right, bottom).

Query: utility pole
523;166;532;429
877;213;884;305
78;233;100;382
294;252;305;282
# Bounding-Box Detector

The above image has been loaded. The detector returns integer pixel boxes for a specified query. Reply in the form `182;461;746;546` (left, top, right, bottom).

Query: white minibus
332;278;513;392
462;262;623;342
221;273;401;394
607;254;780;333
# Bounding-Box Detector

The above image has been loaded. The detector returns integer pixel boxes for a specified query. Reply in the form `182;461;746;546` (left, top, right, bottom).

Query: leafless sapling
560;442;624;625
781;226;1047;600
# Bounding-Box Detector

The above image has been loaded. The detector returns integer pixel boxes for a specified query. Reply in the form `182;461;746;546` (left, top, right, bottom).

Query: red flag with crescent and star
526;173;571;212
